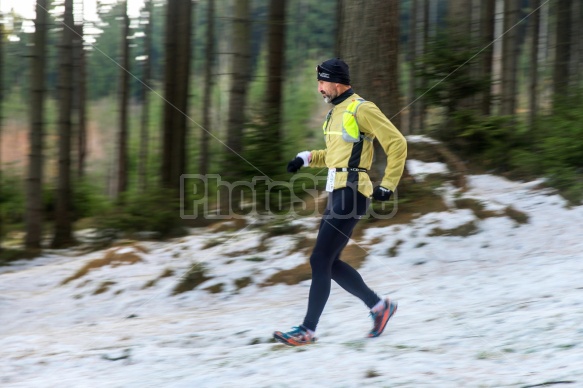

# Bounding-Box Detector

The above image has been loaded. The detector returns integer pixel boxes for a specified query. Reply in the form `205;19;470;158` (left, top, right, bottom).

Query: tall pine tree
26;0;50;249
52;0;75;248
161;0;193;192
116;0;130;198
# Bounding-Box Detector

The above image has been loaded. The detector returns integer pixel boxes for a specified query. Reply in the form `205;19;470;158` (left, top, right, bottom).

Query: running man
274;58;407;346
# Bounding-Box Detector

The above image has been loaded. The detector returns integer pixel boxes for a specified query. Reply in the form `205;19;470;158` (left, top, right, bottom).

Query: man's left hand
372;186;393;201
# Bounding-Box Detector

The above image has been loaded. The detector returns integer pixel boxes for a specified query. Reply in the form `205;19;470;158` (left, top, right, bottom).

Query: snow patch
406;159;449;181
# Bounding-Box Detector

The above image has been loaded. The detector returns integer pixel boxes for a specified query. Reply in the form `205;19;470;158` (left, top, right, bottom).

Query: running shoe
273;326;316;346
368;298;398;338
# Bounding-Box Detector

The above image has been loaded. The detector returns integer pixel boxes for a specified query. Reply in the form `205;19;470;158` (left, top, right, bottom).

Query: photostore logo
180;174;398;220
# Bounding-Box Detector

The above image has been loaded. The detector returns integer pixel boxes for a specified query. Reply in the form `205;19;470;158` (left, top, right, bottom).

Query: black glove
372;186;393;201
287;157;304;173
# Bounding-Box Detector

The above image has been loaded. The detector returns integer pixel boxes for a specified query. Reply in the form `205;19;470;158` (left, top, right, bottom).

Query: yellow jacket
310;93;407;197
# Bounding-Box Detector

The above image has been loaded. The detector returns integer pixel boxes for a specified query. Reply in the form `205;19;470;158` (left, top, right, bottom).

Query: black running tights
302;187;381;331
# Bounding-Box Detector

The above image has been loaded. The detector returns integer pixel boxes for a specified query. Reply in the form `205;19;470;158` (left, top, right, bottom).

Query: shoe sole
368;300;398;338
273;331;316;346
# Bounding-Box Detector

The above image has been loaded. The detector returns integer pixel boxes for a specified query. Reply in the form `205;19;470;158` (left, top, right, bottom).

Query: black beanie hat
317;58;350;85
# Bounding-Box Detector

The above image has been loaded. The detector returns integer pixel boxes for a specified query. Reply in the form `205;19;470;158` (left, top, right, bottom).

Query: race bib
326;168;336;192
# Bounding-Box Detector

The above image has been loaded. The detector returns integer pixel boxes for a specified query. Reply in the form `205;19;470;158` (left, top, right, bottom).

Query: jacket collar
331;88;354;105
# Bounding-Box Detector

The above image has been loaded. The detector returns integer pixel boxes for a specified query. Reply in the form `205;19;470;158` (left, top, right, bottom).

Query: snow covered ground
1;160;583;387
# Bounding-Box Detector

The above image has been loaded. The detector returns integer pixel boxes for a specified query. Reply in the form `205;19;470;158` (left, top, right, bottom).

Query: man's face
318;80;338;104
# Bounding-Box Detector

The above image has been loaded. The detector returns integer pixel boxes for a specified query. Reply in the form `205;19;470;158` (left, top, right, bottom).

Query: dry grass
209;219;248;233
355;187;449;237
429;221;479;237
289;236;317;256
365;369;381;378
454;198;499;219
235;276;253;290
244;257;266;262
142;279;157;289
62;245;145;285
205;283;224;294
112;241;150;253
93;281;116;295
261;261;311;286
225;241;269;258
142;268;175;289
341;243;370;268
262;222;302;238
172;263;210;295
202;238;224;250
387;239;404;257
454;199;529;226
504;206;529;224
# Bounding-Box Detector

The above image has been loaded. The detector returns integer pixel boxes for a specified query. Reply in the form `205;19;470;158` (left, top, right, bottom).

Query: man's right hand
287;157;304;173
287;151;311;173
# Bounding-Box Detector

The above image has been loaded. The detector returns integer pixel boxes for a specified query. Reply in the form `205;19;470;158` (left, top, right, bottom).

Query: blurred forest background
0;0;582;257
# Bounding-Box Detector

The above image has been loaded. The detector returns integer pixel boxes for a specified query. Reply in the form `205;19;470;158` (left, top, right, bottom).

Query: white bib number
326;168;336;192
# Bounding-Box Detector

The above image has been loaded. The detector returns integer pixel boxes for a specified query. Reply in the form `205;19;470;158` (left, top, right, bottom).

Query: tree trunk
337;0;401;181
418;0;429;132
528;0;540;130
139;0;153;191
448;0;474;111
429;0;438;38
162;0;178;189
173;0;193;187
117;0;130;198
52;0;75;248
448;0;472;36
552;0;571;100
200;0;215;176
161;0;192;191
480;0;495;115
500;0;519;116
539;0;551;109
26;0;49;250
224;0;251;177
338;0;400;125
77;21;87;180
577;1;583;86
71;1;83;181
407;0;418;135
571;0;582;87
0;9;4;250
262;0;286;167
335;0;343;57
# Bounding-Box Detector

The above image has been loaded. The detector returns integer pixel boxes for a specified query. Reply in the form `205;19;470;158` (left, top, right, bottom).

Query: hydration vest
322;98;373;143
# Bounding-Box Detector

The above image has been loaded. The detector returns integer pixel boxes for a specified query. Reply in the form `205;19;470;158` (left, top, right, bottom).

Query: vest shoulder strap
346;99;373;142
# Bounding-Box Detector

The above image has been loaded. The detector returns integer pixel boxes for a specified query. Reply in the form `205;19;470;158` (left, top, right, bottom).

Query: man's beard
322;92;336;104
